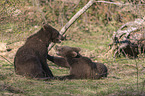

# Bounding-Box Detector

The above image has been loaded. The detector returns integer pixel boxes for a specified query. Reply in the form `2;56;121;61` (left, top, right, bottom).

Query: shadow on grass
0;84;24;94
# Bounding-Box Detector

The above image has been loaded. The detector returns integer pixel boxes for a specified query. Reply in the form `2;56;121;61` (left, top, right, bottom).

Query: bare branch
0;55;13;65
48;0;95;51
95;1;145;6
95;1;127;6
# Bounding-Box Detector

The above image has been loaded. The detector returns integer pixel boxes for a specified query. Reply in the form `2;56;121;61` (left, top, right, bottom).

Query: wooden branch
0;55;13;65
95;1;127;6
95;1;145;6
48;0;95;51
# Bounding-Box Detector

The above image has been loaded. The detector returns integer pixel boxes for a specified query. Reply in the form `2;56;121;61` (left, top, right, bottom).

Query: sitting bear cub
55;45;108;79
14;24;64;79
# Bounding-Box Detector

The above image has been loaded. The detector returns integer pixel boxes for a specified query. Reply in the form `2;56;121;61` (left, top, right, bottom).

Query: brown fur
14;24;64;78
47;54;70;68
54;45;108;80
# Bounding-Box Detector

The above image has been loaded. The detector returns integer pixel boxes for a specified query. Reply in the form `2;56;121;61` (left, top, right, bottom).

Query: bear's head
55;45;81;57
42;24;65;43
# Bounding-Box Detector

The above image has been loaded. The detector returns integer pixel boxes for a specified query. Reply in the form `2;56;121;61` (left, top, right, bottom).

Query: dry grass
0;0;145;95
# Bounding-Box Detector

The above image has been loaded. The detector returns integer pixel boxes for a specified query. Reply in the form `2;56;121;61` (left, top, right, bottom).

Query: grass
0;0;145;95
0;60;144;96
0;25;145;95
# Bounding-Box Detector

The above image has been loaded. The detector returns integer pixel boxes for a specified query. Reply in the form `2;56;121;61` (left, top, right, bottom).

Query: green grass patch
0;1;145;95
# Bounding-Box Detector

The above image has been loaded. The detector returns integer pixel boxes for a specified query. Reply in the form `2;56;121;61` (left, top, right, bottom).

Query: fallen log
109;18;145;58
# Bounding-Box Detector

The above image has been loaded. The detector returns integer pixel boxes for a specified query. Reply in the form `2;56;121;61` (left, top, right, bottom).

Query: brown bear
53;45;108;79
14;24;64;79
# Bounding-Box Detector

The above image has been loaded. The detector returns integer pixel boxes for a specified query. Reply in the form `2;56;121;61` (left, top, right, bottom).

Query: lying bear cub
55;45;108;79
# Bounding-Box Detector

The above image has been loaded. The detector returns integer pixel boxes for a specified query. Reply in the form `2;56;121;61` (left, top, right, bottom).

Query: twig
95;1;127;6
95;1;145;6
0;55;13;65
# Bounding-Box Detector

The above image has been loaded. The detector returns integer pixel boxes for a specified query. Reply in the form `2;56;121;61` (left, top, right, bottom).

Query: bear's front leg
47;54;70;68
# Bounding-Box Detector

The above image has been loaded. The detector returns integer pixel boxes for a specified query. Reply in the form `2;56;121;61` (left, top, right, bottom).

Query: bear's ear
72;47;81;52
69;51;78;57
